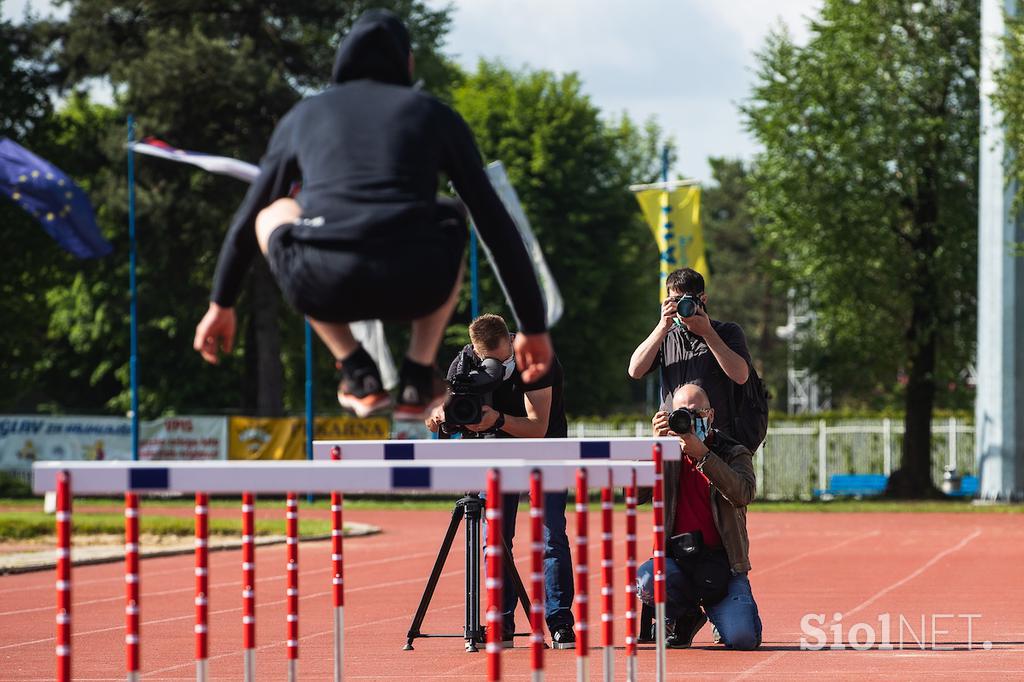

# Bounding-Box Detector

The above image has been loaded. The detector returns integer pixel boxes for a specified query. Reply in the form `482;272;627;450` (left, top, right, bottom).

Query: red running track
0;508;1022;680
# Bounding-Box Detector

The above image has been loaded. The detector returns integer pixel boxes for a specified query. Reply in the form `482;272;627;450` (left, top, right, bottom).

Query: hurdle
35;438;674;681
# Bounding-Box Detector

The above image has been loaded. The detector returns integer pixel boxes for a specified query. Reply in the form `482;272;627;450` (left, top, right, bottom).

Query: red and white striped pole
529;469;545;682
55;471;71;682
286;492;299;681
652;443;667;681
330;444;344;682
600;471;615;682
624;469;639;682
241;492;255;682
485;469;503;681
574;468;589;682
125;492;140;682
195;493;209;681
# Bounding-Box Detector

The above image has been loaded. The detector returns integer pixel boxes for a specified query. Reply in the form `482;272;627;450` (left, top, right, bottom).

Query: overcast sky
5;0;823;181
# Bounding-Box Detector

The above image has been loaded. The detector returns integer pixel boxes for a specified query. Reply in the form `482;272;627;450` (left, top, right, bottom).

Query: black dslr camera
442;354;505;434
668;407;697;435
675;294;702;318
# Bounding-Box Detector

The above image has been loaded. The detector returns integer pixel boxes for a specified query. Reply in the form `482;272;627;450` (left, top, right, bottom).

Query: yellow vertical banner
229;416;390;460
634;186;708;300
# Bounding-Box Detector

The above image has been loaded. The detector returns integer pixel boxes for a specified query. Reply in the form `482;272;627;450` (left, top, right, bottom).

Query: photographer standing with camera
628;268;762;447
426;313;575;649
636;383;761;650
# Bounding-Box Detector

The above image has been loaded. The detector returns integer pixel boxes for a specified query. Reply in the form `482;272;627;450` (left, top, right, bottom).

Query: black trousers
267;197;467;323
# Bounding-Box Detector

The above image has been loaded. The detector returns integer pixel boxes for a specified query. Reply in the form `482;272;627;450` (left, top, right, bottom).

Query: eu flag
0;137;112;258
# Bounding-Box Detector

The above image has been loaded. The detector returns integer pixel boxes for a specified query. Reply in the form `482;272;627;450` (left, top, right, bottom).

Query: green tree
701;158;787;409
451;61;666;413
994;10;1024;235
14;0;456;417
743;0;979;496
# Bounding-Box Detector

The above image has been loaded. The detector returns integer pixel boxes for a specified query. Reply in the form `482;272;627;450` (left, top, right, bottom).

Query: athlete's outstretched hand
514;332;553;383
193;302;236;365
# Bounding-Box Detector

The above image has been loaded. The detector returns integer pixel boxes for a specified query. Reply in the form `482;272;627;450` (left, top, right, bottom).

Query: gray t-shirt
648;319;752;438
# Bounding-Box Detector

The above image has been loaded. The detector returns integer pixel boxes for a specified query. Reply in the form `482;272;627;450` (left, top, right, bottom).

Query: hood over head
331;9;412;86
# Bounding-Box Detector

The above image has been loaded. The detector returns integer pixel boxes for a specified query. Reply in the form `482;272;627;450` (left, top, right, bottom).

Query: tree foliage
993;9;1024;236
743;0;979;495
701;158;787;409
3;0;456;417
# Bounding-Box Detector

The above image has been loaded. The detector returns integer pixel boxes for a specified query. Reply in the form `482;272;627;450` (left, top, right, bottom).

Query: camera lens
668;408;693;434
446;395;480;425
676;296;698;318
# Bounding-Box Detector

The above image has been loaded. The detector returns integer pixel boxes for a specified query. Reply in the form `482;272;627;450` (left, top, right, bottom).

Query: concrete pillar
977;0;1024;500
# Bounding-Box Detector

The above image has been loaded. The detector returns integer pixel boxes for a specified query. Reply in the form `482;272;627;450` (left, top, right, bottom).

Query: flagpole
127;115;140;462
305;320;314;503
470;227;479;318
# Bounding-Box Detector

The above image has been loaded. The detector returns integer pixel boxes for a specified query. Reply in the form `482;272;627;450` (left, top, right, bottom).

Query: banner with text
228;416;390;460
0;415;227;471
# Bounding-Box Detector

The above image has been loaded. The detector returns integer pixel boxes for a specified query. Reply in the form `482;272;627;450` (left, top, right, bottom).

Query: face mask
694;416;710;441
502;354;516;381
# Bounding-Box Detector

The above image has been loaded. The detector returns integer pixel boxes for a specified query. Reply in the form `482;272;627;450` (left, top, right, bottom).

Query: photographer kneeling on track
636;383;762;650
426;313;575;650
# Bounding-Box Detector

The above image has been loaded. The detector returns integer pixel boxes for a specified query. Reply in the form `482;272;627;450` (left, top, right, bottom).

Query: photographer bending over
193;9;552;418
426;314;575;649
636;383;762;650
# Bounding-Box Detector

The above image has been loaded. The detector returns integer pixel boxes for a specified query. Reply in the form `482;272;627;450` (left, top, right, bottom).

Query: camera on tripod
441;355;505;434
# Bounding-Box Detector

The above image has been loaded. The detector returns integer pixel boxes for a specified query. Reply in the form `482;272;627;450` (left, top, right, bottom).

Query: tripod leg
404;503;466;650
466;497;482;652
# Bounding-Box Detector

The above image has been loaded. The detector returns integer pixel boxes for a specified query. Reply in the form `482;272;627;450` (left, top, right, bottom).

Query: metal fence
569;418;976;500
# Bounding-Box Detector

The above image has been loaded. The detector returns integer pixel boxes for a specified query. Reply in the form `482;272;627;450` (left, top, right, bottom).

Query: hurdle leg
485;469;503;681
624;469;638;682
652;444;667;682
195;493;209;682
330;445;344;681
286;493;299;682
529;470;544;682
56;471;71;682
574;468;589;682
125;492;141;682
600;471;614;682
242;492;256;682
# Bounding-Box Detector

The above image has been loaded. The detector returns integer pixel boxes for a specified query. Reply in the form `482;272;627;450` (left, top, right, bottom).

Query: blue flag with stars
0;137;112;258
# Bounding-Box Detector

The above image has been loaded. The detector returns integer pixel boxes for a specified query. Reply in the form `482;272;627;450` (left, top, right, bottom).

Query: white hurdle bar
32;459;660;495
312;437;679;463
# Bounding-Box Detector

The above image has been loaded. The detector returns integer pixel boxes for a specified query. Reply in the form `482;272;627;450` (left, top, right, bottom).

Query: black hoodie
210;10;546;333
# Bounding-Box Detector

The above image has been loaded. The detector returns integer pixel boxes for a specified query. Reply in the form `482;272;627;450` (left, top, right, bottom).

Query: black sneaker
551;625;576;650
666;610;708;649
502;624;515;650
394;361;444;421
336;356;391;417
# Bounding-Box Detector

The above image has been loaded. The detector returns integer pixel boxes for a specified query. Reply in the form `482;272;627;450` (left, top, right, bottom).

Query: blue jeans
637;557;762;650
483;492;575;631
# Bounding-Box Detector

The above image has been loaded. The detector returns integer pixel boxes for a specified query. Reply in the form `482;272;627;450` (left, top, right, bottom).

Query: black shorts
267;200;468;323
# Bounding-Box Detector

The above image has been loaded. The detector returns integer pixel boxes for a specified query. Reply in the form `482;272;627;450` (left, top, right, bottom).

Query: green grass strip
0;512;334;541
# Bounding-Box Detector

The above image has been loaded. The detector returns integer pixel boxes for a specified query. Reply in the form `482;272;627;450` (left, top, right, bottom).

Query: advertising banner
229;416;390;460
0;415;227;471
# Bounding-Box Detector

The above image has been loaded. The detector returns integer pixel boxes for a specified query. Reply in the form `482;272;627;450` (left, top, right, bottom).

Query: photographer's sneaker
665;610;707;649
336;360;391;418
551;625;576;650
393;361;445;421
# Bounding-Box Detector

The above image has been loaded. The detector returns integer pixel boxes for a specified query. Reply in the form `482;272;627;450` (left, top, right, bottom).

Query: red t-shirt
673;455;722;549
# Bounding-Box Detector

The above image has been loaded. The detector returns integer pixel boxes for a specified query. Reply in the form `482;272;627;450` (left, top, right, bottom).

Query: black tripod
403;492;533;652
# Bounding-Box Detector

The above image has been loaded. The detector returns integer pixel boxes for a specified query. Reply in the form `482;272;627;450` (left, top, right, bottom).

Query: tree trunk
887;168;942;499
241;260;284;417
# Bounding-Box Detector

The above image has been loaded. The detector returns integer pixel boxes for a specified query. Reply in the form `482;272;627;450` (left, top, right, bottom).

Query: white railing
568;418;976;500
